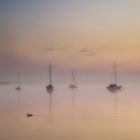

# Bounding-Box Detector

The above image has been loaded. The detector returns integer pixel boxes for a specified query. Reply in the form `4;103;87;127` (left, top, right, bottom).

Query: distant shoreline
0;82;11;85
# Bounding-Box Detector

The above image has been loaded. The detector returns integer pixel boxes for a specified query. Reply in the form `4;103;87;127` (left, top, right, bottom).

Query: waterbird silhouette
26;113;34;117
107;62;122;92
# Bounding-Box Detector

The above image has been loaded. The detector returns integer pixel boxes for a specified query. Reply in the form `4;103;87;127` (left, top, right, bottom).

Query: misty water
1;83;140;140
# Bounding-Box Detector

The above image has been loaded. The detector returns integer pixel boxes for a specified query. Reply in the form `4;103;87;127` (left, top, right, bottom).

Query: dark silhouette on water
16;72;22;90
107;62;122;92
46;64;54;113
69;70;78;106
16;72;22;106
26;113;34;117
69;70;77;90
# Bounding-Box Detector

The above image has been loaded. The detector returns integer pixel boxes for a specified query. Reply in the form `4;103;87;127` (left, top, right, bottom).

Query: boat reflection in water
107;62;123;119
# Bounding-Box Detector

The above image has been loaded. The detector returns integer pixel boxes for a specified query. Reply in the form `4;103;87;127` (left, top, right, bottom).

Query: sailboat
46;64;54;113
107;62;122;92
69;70;77;89
46;64;54;94
16;72;22;90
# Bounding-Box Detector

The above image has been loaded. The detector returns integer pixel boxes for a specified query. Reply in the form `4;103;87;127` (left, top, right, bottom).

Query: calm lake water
1;83;140;140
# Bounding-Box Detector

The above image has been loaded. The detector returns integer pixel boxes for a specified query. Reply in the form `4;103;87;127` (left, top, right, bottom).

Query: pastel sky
1;0;140;73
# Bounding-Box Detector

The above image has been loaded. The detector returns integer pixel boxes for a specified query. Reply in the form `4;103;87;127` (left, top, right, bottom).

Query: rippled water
1;84;140;140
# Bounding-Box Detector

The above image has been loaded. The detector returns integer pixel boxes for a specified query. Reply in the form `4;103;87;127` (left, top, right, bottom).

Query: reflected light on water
1;84;140;140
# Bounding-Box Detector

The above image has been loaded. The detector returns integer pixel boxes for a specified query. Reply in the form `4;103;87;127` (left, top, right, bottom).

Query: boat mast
72;70;76;85
49;64;52;85
18;72;20;87
113;62;117;85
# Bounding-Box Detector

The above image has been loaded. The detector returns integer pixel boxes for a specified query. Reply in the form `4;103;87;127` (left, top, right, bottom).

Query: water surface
0;84;140;140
